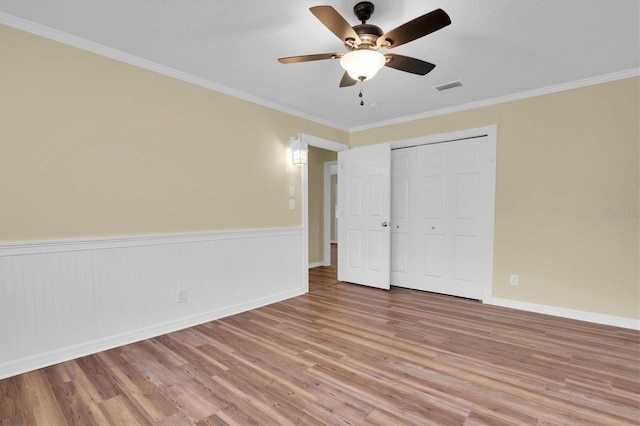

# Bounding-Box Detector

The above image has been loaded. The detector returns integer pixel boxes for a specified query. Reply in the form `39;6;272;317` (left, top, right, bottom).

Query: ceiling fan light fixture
340;49;385;81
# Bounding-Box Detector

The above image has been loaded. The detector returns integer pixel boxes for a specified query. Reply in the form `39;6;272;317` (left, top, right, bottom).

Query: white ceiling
1;0;638;131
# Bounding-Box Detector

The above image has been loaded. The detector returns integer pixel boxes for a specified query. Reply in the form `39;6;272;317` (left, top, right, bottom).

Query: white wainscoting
0;228;305;379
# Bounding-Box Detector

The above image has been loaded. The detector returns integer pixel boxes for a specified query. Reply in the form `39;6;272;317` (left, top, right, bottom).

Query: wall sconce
290;135;308;166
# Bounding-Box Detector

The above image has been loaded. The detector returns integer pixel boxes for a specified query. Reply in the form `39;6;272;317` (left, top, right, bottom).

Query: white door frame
297;134;349;292
323;161;338;266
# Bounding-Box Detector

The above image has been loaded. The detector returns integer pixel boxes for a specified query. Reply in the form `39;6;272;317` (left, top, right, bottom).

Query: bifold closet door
390;137;491;299
410;138;487;299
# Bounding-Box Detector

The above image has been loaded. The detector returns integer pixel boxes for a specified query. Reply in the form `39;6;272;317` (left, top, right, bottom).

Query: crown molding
0;13;349;132
2;12;637;136
349;68;640;133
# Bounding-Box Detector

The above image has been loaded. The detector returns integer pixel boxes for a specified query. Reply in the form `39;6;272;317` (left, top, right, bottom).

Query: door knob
381;222;389;227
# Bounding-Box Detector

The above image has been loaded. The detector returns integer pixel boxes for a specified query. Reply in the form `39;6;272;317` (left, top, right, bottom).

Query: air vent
433;80;463;91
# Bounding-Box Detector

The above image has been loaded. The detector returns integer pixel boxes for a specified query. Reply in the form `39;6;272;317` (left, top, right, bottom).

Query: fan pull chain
359;80;364;106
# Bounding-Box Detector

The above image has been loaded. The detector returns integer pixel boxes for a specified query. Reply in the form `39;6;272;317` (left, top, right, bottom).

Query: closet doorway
337;125;496;301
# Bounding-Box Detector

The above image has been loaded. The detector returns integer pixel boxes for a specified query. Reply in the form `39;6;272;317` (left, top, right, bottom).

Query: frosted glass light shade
340;50;386;81
292;148;308;165
289;136;308;165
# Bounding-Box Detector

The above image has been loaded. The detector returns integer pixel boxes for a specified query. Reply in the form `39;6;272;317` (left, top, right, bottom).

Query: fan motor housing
345;24;383;50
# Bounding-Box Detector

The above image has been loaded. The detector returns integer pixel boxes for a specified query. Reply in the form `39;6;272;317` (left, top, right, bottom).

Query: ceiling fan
278;2;451;88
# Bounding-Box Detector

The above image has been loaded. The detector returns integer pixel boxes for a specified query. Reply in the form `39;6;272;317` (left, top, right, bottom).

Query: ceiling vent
433;80;463;91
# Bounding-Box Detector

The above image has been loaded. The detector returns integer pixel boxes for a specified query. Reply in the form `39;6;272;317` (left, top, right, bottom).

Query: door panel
453;173;478;219
408;138;488;299
423;234;445;278
425;175;446;218
348;179;362;215
412;144;449;292
338;143;391;289
452;235;477;282
368;175;383;214
391;233;408;276
390;149;413;286
348;230;361;268
368;230;383;270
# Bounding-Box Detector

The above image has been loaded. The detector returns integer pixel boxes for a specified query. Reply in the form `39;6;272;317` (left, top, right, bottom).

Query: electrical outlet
177;289;187;303
509;274;519;286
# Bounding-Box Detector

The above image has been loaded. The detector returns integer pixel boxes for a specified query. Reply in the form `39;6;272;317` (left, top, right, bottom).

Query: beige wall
350;77;640;320
2;24;637;321
0;25;347;242
308;146;337;264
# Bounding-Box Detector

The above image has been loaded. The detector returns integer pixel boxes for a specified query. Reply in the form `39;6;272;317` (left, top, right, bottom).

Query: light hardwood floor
1;245;639;425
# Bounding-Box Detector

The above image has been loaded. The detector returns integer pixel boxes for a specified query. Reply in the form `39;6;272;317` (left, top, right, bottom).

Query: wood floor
1;248;639;425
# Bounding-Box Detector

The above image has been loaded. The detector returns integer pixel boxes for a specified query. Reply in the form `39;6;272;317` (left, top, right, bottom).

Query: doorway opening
297;134;348;292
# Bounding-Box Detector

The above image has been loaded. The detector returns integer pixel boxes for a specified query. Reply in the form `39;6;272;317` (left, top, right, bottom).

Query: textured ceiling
1;0;638;131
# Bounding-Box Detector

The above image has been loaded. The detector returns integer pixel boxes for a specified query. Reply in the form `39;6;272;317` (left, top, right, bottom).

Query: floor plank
1;245;638;425
15;371;67;425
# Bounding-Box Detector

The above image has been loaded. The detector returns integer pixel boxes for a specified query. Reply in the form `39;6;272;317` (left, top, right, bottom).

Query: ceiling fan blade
278;53;342;64
377;8;451;49
339;72;357;87
384;54;435;75
310;5;361;45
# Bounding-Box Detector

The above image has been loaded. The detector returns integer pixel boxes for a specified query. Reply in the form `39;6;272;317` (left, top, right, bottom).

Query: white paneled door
392;136;494;300
415;139;485;299
338;143;391;290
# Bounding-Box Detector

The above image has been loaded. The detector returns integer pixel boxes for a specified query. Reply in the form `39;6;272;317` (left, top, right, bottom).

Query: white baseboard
488;298;640;330
308;261;323;269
